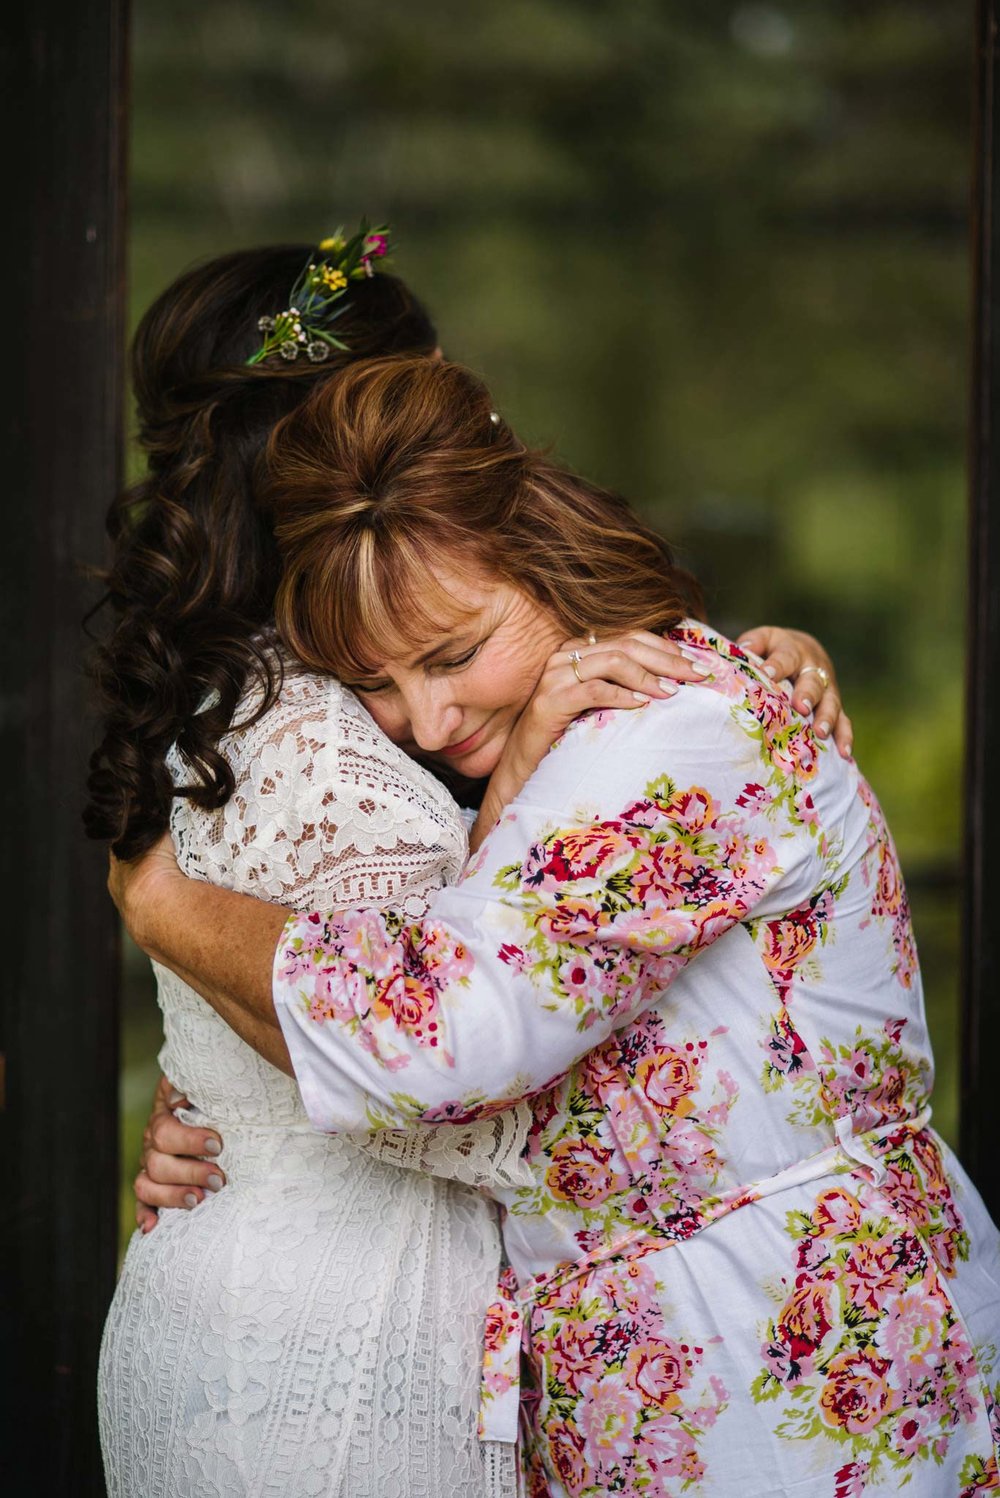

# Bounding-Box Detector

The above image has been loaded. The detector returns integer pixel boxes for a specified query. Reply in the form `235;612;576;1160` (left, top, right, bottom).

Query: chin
451;746;503;780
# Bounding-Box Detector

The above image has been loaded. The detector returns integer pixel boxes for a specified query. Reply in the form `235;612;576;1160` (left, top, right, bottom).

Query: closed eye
433;642;483;673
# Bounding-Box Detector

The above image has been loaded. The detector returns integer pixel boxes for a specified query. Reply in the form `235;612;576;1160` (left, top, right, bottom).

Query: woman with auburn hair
93;236;839;1498
112;353;1000;1498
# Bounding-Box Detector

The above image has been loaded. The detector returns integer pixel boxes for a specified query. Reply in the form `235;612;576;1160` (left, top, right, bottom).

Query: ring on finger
567;648;585;684
798;664;830;690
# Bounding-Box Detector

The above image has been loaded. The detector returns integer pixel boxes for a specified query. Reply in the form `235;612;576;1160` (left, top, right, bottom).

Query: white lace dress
98;668;528;1498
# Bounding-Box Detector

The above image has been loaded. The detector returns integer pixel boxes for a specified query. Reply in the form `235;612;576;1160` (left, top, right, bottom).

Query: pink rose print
579;1373;640;1465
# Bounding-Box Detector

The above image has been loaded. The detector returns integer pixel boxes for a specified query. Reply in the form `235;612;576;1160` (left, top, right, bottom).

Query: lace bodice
160;666;531;1185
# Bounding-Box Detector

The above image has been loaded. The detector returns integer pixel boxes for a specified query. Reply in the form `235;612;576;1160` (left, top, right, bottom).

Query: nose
404;677;463;753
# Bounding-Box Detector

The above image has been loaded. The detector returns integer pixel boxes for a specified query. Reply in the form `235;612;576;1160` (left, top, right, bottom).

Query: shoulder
517;621;822;821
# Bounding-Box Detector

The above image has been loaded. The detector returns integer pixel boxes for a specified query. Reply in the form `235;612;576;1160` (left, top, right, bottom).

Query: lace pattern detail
99;668;519;1495
363;1110;535;1191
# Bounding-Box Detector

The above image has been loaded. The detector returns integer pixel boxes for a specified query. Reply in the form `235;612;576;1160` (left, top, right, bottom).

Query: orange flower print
634;1047;700;1115
664;785;720;834
545;1137;621;1207
777;1280;841;1367
762;913;818;979
623;1336;692;1409
819;1349;897;1435
371;972;439;1036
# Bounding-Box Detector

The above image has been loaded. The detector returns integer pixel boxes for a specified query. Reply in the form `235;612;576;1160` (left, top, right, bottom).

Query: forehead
358;556;506;671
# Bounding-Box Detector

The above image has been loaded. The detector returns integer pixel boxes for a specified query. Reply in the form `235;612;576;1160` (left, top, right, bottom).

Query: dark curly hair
84;244;437;857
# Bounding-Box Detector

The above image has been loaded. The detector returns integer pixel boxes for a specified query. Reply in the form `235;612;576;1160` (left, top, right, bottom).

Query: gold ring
798;664;830;689
568;649;584;683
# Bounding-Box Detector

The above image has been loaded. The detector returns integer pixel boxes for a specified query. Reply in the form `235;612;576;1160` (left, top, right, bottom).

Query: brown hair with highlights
263;356;703;683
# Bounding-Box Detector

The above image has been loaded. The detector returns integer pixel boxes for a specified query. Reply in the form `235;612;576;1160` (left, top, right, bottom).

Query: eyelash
436;643;482;672
351;642;483;695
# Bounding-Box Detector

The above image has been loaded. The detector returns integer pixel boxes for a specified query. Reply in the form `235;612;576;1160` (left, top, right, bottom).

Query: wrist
112;857;186;960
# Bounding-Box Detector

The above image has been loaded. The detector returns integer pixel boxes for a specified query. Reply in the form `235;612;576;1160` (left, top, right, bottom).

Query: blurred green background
121;0;972;1251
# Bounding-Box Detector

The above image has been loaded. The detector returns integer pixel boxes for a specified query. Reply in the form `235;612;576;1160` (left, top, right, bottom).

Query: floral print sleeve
275;668;824;1133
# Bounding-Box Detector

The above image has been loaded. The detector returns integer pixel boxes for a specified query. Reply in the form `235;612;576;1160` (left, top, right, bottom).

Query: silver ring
567;649;584;683
798;664;830;690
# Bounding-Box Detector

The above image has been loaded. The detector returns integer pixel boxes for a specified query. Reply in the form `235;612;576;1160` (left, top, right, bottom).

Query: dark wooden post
964;0;1000;1221
0;1;128;1490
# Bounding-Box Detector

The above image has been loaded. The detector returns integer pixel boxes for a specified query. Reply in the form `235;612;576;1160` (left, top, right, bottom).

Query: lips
439;721;488;759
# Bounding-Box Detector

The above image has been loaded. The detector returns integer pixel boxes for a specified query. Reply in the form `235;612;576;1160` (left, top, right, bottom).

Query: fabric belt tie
476;1107;932;1444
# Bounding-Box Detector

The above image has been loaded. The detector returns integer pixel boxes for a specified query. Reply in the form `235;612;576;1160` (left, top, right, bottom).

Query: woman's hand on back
470;623;853;850
470;630;705;848
737;625;852;758
133;1074;226;1232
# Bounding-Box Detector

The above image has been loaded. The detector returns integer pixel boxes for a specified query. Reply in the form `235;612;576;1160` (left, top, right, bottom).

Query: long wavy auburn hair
84;249;437;857
263;356;704;684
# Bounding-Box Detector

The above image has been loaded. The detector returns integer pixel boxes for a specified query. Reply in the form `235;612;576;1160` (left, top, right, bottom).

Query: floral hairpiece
247;220;394;366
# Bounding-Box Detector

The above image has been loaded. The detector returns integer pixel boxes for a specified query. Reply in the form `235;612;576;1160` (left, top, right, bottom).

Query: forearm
134;875;292;1073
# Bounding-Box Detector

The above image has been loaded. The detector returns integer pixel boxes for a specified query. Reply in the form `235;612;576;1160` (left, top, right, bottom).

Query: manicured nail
763;665;777;678
184;1192;198;1208
843;741;853;758
206;1174;224;1192
203;1137;222;1156
168;1090;184;1106
677;648;711;676
656;679;679;695
632;691;652;703
816;720;830;737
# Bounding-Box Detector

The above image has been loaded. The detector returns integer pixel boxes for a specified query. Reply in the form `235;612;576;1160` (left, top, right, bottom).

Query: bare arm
110;844;290;1070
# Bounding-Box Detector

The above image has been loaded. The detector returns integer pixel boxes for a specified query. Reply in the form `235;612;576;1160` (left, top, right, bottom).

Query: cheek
360;695;410;743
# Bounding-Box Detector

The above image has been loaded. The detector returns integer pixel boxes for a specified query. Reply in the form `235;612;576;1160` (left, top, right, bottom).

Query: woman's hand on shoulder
737;624;853;759
134;1074;226;1233
470;630;703;849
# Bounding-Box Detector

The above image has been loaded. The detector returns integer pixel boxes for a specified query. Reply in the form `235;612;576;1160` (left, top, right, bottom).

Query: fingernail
184;1192;198;1208
656;679;679;695
203;1137;222;1156
763;665;777;679
816;720;830;737
677;648;711;675
206;1173;224;1191
168;1090;184;1106
843;741;853;758
632;691;652;703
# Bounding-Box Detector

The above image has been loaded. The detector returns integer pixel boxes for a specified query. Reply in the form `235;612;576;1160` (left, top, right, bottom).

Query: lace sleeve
170;669;532;1185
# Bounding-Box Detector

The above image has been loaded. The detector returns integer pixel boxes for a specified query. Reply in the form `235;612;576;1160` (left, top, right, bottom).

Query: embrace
89;230;1000;1498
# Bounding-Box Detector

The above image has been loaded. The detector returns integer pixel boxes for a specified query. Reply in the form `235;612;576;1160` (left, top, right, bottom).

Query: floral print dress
273;624;1000;1498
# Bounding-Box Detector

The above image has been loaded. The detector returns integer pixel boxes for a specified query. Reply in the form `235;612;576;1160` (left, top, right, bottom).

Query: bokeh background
120;0;972;1250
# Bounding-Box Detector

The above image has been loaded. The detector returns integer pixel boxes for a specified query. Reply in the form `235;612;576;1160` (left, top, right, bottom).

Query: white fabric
98;666;526;1497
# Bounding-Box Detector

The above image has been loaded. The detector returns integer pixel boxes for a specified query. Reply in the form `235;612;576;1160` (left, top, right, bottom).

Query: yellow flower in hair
318;265;348;293
319;236;346;253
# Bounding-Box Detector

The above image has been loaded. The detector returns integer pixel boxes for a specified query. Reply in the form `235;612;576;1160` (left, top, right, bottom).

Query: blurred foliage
121;0;971;1252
